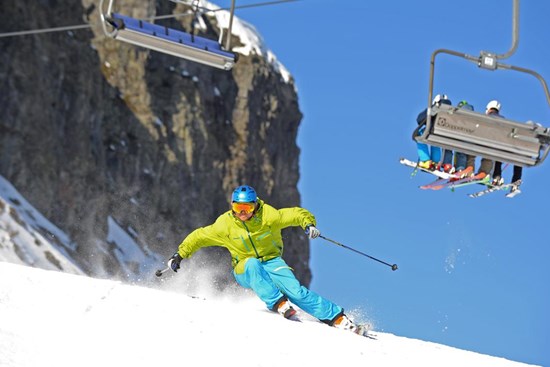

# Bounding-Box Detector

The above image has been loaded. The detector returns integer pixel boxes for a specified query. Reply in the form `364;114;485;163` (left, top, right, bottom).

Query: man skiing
166;185;365;335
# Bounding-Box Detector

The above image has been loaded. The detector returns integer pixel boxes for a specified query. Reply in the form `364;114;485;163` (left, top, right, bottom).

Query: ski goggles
232;202;256;214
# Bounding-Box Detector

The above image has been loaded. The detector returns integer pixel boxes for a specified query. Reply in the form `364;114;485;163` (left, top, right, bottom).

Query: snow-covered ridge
0;262;538;367
0;175;82;274
0;174;163;280
197;0;292;82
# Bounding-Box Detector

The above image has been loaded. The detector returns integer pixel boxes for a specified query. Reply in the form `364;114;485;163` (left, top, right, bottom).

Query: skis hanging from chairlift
414;0;550;168
99;0;238;70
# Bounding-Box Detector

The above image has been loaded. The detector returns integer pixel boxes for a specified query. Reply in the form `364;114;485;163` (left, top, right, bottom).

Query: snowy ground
0;262;539;367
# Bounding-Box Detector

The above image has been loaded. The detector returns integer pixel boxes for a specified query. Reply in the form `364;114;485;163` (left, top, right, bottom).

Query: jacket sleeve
416;108;427;126
273;206;316;230
176;217;227;258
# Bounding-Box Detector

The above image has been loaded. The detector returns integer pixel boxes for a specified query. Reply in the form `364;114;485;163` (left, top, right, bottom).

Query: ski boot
276;299;297;319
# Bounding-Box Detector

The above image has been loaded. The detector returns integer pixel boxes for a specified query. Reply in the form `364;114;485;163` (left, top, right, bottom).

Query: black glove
167;253;183;272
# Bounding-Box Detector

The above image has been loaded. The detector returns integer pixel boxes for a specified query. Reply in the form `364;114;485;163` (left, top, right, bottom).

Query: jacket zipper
242;221;260;258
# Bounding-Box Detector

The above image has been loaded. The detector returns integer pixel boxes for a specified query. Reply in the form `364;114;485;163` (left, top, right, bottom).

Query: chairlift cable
0;24;92;38
0;0;300;39
169;0;298;15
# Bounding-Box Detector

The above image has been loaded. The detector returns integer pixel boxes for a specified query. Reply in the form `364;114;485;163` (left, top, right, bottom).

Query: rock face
0;0;310;285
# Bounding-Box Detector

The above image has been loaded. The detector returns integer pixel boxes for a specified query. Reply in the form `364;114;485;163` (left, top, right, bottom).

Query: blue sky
235;1;550;365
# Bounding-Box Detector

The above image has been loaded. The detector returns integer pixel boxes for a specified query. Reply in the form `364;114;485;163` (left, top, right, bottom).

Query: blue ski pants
417;142;441;162
417;127;452;164
417;125;440;162
455;152;468;171
234;257;342;323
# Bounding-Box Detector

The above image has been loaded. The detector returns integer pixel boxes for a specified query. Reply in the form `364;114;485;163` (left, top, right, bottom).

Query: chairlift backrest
415;104;550;167
100;0;237;70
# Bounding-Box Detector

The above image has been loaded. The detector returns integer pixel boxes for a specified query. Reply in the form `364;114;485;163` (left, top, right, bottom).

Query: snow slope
0;262;539;367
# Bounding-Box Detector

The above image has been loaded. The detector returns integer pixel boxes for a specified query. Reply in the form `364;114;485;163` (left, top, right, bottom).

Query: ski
399;158;455;180
355;324;374;338
362;332;377;340
419;176;449;190
423;174;487;191
270;308;302;322
448;175;491;190
281;312;374;338
469;183;515;198
286;315;302;323
505;188;522;198
469;175;522;198
421;167;476;190
505;179;523;198
424;177;468;191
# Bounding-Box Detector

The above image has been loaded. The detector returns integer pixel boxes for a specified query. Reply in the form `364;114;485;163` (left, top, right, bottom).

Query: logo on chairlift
436;117;476;134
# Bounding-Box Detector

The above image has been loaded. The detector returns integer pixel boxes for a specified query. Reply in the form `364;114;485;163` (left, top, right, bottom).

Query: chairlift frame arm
420;1;550;167
427;49;550;119
425;0;550;128
420;46;550;163
99;0;118;37
225;0;236;50
495;0;519;60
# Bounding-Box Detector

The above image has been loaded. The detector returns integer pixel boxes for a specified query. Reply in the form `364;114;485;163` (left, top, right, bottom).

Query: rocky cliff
0;0;310;285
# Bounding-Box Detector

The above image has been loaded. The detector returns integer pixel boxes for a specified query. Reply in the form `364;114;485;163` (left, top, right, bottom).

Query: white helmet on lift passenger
486;100;501;112
432;94;451;106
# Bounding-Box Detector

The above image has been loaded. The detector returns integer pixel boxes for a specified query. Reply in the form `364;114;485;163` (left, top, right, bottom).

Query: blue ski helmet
232;185;257;203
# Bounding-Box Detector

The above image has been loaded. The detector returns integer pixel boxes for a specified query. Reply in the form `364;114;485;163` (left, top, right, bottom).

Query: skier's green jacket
176;198;316;274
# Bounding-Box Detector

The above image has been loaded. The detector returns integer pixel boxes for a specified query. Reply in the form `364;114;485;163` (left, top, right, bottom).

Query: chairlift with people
99;0;238;70
414;0;550;167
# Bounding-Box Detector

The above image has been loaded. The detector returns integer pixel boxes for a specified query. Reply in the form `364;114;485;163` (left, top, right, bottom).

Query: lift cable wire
0;0;300;39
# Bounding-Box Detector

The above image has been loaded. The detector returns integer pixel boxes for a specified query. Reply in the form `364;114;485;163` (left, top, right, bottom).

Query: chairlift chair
415;0;550;168
99;0;237;70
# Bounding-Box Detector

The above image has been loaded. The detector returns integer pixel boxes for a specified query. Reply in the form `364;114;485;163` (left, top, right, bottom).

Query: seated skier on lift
486;100;523;196
416;94;453;172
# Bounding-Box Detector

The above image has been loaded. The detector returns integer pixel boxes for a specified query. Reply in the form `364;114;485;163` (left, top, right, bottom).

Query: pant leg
430;146;441;163
417;143;431;162
455;152;467;171
479;158;493;175
493;162;503;178
443;149;453;165
416;126;431;162
512;166;523;183
234;258;284;310
466;155;476;170
262;258;343;323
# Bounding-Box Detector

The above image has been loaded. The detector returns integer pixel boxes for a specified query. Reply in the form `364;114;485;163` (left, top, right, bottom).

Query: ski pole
155;267;171;277
319;235;398;271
